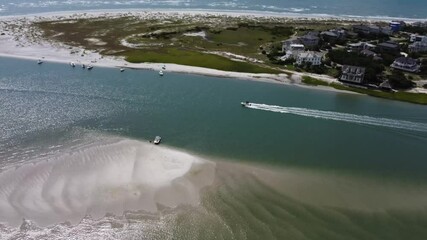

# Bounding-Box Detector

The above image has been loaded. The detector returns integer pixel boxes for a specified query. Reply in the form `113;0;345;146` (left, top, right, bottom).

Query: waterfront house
347;42;376;52
298;32;320;48
409;34;427;53
390;57;420;72
409;41;427;53
295;51;323;66
352;24;393;36
340;65;366;84
410;34;427;43
282;38;303;52
377;41;400;54
352;25;381;35
320;29;347;43
389;21;404;32
320;31;338;43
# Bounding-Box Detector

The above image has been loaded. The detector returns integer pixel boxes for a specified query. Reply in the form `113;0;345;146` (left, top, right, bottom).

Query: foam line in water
246;103;427;133
0;139;216;227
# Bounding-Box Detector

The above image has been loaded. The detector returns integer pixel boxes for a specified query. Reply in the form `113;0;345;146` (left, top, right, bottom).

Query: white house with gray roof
391;57;420;72
295;51;323;66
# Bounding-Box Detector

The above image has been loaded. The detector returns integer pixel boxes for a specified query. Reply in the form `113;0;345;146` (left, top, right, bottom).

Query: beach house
339;65;366;84
409;34;427;53
295;51;323;66
390;57;420;72
377;41;400;54
298;32;320;49
347;42;376;52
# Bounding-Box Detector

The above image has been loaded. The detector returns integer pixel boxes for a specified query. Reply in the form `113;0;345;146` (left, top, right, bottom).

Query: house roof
348;42;376;48
377;41;399;49
342;65;366;74
360;49;376;56
297;51;323;58
320;31;338;38
300;35;319;40
394;57;417;65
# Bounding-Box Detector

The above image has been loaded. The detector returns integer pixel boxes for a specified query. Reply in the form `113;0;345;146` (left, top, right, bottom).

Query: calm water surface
1;57;427;239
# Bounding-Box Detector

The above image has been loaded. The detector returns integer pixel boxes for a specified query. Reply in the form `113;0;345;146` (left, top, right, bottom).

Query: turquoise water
2;57;426;177
1;57;427;239
0;0;427;19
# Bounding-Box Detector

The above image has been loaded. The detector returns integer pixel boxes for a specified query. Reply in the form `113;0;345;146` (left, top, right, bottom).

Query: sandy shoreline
0;9;371;95
0;10;362;94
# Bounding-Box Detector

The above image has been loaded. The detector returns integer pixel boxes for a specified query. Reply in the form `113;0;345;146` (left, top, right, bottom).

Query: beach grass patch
124;48;281;74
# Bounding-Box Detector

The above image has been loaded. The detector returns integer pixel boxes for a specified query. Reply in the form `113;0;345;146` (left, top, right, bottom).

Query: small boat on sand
153;136;162;145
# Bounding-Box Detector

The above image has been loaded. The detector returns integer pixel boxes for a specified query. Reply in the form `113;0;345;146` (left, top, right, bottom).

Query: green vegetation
31;15;427;104
326;49;385;83
302;76;427;105
125;48;281;73
35;16;294;73
301;76;330;86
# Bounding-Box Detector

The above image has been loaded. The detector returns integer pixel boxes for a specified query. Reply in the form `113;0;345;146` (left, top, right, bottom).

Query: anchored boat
153;136;162;145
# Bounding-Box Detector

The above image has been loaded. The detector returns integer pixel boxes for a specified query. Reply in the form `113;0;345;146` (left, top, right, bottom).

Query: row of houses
281;35;324;66
340;56;420;87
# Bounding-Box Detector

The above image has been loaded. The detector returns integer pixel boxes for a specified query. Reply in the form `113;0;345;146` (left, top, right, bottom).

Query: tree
388;71;415;89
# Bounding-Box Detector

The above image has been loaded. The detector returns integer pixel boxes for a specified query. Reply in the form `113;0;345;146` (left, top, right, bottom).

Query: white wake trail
246;103;427;133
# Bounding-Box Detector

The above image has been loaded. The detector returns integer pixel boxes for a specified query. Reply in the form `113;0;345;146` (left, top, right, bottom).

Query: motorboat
159;70;164;76
120;68;125;72
241;101;251;107
87;65;93;70
37;59;43;64
70;62;75;67
153;136;162;145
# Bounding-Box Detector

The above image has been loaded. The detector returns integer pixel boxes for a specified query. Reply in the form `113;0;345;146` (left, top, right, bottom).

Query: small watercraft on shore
153;136;162;145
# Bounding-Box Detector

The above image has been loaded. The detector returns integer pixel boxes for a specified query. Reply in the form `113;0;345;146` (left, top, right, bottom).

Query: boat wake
246;103;427;133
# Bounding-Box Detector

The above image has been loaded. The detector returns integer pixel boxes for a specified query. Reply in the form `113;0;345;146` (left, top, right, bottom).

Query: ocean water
0;0;427;19
1;57;427;239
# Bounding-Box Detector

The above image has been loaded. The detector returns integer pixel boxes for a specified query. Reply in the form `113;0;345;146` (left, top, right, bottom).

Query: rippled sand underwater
1;133;427;240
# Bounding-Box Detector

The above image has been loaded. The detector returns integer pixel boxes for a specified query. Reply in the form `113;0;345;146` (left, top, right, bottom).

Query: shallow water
1;57;427;239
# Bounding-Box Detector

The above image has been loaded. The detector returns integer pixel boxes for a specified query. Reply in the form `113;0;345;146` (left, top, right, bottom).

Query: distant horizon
0;0;427;20
1;8;427;23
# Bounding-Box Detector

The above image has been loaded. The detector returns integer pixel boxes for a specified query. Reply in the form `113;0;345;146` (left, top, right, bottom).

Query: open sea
1;57;427;239
0;0;427;19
